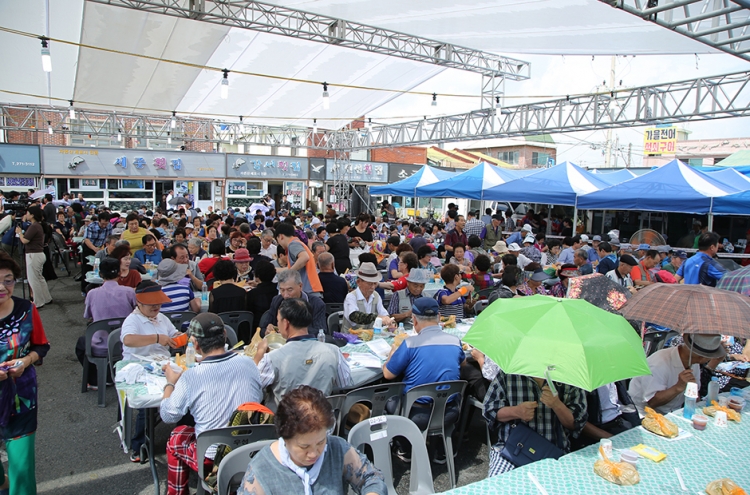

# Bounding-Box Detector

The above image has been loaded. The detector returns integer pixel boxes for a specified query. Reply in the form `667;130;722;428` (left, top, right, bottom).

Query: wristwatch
163;382;176;391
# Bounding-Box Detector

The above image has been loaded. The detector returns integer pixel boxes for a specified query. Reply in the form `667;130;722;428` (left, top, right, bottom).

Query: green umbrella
463;295;650;391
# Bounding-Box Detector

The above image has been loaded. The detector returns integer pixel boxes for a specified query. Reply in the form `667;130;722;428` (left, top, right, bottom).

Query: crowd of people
2;191;749;495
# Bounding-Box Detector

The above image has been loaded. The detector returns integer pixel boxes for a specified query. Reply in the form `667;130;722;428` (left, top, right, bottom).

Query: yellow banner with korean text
643;126;677;155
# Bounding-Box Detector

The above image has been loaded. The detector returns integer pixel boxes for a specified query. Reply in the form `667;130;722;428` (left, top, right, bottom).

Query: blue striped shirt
160;283;194;313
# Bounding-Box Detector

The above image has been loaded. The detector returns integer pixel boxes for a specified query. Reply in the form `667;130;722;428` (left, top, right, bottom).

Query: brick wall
370;146;427;164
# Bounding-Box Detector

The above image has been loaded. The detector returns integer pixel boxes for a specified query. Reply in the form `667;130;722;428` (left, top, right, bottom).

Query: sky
371;52;750;168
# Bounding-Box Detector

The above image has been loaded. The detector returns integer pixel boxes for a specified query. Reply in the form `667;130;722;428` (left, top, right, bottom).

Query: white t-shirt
606;268;633;288
628;346;700;416
120;311;179;361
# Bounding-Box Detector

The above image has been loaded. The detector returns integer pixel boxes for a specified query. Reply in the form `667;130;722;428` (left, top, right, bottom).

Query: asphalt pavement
12;274;490;494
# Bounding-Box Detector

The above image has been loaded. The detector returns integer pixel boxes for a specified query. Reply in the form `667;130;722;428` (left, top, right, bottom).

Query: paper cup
714;410;728;427
685;382;699;399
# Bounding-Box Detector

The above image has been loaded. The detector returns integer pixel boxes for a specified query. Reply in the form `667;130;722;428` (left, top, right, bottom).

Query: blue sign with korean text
0;144;41;174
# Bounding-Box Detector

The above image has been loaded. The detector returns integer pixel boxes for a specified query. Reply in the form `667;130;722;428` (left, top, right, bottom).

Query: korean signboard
643;126;677;155
325;159;388;183
226;154;308;180
284;181;305;209
387;163;423;183
40;146;224;178
0;144;41;175
228;181;247;195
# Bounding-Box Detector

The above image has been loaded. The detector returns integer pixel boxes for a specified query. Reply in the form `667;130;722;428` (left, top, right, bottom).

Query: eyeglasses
0;279;16;287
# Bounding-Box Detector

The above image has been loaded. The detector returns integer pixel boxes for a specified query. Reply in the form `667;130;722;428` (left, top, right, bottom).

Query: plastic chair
327;394;347;437
107;329;123;383
473;300;489;315
401;381;467;488
216;440;275;495
107;328;131;453
457;396;491;452
340;383;405;436
327;311;343;335
51;232;72;274
643;330;671;356
81;318;126;407
196;424;277;495
163;311;197;331
218;311;254;344
348;415;435;495
223;324;238;348
325;303;344;316
258;310;273;331
476;287;494;300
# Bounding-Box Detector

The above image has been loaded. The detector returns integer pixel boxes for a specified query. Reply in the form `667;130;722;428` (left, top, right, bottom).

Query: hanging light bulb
431;93;437;107
239;116;245;134
170;111;176;129
47;121;53;135
68;100;75;120
167;132;172;145
220;69;229;100
367;118;372;132
312;118;318;134
495;96;501;109
40;37;51;72
117;129;122;142
322;82;330;110
229;135;234;145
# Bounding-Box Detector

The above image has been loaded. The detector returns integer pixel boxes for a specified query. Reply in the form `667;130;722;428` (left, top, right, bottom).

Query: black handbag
499;420;565;468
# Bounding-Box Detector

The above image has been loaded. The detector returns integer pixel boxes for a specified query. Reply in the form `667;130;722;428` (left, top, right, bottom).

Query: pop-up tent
712;188;750;215
705;168;750;191
369;165;455;196
577;159;739;214
591;168;638;186
482;161;609;206
417;162;523;200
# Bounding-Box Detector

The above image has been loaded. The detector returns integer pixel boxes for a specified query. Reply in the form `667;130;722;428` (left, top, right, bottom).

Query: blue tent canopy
369;165;455;196
482;162;609;206
577;159;740;214
713;189;750;215
417;162;522;200
591;168;638;186
705;168;750;191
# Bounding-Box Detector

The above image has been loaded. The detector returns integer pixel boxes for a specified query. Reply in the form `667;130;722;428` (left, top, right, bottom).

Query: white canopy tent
0;0;719;130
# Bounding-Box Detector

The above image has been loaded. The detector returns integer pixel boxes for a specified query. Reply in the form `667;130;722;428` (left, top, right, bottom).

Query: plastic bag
642;407;679;438
705;478;747;495
703;401;742;423
243;327;264;357
593;446;640;486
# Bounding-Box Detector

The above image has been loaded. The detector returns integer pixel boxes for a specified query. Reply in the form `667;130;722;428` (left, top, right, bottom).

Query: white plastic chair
216;439;275;495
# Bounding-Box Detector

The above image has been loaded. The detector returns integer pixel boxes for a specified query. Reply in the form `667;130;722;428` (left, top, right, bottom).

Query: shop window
70;190;104;199
56;179;68;198
108;179;119;190
121;180;145;189
532;152;551;166
498;151;519;164
70;179;79;189
110;200;154;212
109;191;153;199
198;181;212;201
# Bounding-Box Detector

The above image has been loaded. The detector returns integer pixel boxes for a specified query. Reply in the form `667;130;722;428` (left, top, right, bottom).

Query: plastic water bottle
373;317;383;336
707;377;720;405
93;257;100;276
185;341;195;368
398;323;405;335
201;282;208;303
317;329;325;343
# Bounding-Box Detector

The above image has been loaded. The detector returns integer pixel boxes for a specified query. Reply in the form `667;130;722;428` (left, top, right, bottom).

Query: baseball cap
523;235;535;244
579;234;589;243
521;224;533;232
592;235;602;242
135;282;172;305
673;250;688;259
187;312;226;339
412;298;440;317
637;243;650;250
619;254;638;266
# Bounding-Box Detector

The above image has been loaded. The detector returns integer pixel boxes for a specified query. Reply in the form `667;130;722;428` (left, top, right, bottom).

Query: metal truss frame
601;0;750;61
3;71;750;150
87;0;531;79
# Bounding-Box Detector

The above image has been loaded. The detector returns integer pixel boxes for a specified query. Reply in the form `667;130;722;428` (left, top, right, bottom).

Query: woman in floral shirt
0;251;50;494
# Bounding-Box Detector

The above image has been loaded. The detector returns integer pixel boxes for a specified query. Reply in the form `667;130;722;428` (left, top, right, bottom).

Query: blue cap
637;243;650;250
412;298;440;317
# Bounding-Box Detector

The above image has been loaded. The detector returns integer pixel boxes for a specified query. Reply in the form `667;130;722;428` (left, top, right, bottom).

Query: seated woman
483;369;588;476
548;264;579;299
448;243;472;274
111;244;142;289
238;385;386;495
468;254;498;291
209;260;247;316
488;266;523;303
247;260;279;332
198;239;228;284
187;237;207;262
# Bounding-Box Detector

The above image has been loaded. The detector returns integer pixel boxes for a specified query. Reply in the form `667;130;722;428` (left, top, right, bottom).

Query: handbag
499;420;565;468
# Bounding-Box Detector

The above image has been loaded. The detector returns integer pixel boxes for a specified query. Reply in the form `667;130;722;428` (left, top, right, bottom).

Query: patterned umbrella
566;273;630;313
716;265;750;297
620;284;750;338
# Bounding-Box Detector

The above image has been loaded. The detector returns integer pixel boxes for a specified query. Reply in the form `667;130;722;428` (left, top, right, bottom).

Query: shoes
87;384;98;391
394;448;411;463
130;450;148;463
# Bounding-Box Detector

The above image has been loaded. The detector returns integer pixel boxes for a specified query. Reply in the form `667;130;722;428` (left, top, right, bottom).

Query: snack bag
705;478;747;495
642;407;679;438
243;327;264;357
703;401;742;423
593;446;640;486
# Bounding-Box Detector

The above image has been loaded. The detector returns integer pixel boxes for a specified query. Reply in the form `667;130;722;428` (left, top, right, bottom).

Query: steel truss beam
601;0;750;61
3;71;750;150
87;0;531;79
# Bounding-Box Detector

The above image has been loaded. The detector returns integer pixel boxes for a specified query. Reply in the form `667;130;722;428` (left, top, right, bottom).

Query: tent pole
573;198;578;235
708;197;714;232
546;205;551;236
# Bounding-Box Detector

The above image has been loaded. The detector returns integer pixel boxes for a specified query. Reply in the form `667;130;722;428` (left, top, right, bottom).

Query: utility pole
604;56;616;168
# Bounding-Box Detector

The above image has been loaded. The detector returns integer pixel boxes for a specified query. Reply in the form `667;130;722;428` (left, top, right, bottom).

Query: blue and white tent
369;165;455;196
482;161;609;206
705;168;750;191
417;162;522;200
591;168;638;186
577;160;739;214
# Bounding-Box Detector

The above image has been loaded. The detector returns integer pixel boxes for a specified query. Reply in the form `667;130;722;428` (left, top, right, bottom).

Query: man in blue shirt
595;241;618;275
676;232;725;286
505;223;532;247
134;233;163;265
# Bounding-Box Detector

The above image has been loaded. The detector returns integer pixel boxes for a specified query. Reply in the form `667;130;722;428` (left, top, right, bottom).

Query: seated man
317;252;348;305
575;381;641;449
630;249;659;287
605;254;638;293
573;248;593;275
254;298;352;405
387;269;429;323
165;242;204;291
263;269;327;337
629;333;725;415
382;298;465;456
161;313;263;495
134;233;163;265
343;262;393;331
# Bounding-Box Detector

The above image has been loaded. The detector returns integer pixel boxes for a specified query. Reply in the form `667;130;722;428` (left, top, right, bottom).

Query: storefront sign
226;154;308;179
643;126;677;155
325;159;388;183
228;181;247;195
387;163;424;182
41;146;224;178
284;181;305;209
0;144;41;174
309;159;326;181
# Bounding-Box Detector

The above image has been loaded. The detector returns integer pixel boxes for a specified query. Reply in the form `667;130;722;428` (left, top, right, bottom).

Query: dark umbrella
620;283;750;338
168;196;190;206
717;264;750;297
566;272;630;313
